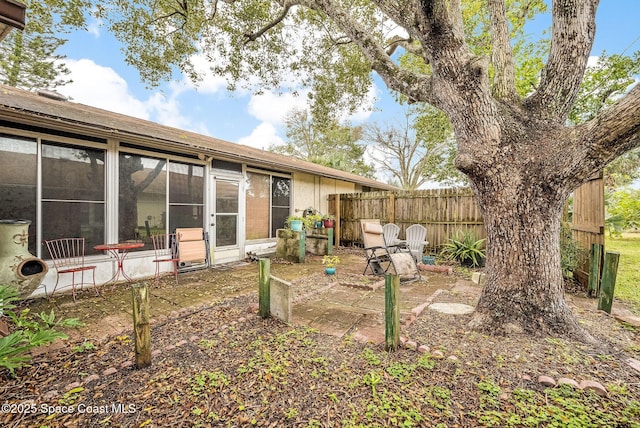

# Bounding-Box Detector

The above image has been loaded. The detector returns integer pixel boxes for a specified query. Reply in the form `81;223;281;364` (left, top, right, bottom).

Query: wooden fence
328;187;484;254
569;174;605;288
328;180;604;279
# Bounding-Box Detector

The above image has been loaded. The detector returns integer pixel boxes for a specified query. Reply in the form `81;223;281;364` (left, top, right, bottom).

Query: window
245;171;291;239
42;142;106;254
0;135;38;254
168;162;205;232
119;153;166;249
119;153;205;250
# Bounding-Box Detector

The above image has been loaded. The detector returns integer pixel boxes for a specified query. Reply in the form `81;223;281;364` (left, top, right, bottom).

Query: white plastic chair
405;224;428;263
382;223;402;247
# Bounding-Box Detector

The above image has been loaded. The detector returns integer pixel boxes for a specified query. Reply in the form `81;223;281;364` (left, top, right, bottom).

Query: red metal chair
151;233;179;287
42;237;97;302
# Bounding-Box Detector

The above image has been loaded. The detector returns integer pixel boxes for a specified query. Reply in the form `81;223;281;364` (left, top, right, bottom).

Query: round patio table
94;242;145;287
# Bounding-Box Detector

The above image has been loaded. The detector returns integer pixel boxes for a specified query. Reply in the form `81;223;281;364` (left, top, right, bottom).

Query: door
212;178;240;250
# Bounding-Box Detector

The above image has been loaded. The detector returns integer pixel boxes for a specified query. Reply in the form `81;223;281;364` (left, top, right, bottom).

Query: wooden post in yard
298;230;306;263
385;274;400;351
334;195;341;246
259;258;271;318
131;283;151;368
327;228;333;255
588;243;603;297
598;251;620;314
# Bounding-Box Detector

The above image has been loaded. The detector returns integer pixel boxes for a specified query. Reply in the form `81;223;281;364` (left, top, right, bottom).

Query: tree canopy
271;108;375;178
90;0;640;339
0;0;89;90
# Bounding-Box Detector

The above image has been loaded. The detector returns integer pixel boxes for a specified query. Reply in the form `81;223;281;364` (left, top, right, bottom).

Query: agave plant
441;231;486;268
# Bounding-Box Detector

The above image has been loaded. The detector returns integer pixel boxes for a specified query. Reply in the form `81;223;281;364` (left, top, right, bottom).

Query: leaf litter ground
2;248;639;427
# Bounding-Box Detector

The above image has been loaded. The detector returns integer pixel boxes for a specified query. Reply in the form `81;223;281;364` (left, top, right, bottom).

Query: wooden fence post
298;230;306;263
259;258;271;318
385;274;400;351
327;228;333;255
598;251;620;314
588;243;603;297
131;283;151;368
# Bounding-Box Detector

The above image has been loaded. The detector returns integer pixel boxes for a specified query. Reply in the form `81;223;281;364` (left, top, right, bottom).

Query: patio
24;248;464;347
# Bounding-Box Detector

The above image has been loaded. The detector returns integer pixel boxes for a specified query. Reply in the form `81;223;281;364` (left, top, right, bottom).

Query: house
0;84;396;297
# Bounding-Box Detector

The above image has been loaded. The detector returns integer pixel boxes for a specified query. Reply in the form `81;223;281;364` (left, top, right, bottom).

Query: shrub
560;225;587;279
0;285;83;377
440;230;486;268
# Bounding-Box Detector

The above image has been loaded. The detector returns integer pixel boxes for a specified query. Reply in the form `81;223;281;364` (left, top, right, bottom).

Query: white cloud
237;122;285;150
58;58;212;136
247;91;309;126
185;52;230;95
86;18;102;38
59;59;152;120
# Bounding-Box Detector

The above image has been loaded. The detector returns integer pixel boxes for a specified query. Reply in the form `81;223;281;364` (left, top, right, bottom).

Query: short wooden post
334;196;341;245
588;243;603;297
131;283;151;368
385;274;400;351
258;258;270;318
327;228;333;255
598;251;620;314
298;230;306;263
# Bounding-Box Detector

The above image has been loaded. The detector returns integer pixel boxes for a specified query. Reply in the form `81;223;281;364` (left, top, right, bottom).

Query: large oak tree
96;0;640;339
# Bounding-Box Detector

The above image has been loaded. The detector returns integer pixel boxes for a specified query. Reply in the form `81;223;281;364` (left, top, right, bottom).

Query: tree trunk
467;174;591;341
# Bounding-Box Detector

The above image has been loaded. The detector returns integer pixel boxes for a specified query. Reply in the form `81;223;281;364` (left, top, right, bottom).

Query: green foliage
440;230;486;268
606;187;640;233
189;370;230;396
560;225;587;279
322;254;340;268
606;233;640;310
272;108;375;178
0;285;83;376
568;51;640;189
0;0;89;90
72;340;96;353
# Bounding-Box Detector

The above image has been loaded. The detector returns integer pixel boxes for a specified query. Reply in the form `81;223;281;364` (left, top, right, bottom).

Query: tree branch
244;2;293;43
311;0;437;105
583;84;640;165
385;35;424;57
527;0;599;121
488;0;517;101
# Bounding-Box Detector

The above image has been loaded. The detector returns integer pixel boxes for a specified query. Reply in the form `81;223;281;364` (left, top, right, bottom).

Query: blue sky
54;2;640;159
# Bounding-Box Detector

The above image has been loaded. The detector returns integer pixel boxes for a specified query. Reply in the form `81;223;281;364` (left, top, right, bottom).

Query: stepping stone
428;302;475;315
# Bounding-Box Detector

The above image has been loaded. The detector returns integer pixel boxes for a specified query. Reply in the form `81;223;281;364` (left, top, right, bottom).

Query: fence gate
570;173;605;288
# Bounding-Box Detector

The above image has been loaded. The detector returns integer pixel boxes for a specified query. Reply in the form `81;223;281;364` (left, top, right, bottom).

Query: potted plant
286;215;305;232
306;213;323;229
322;214;335;229
322;254;340;275
440;230;486;268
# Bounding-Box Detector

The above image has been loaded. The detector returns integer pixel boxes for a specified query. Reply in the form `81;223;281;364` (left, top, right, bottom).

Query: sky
52;2;640;178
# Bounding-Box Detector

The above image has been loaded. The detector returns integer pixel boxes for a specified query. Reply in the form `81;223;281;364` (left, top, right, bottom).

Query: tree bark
468;181;586;338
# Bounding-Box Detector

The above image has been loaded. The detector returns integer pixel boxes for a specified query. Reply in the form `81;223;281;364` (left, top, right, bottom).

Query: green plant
560;224;587;279
322;214;335;220
286;215;305;228
440;230;486;268
306;213;323;228
1;285;83;376
72;340;96;353
322;254;340;268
